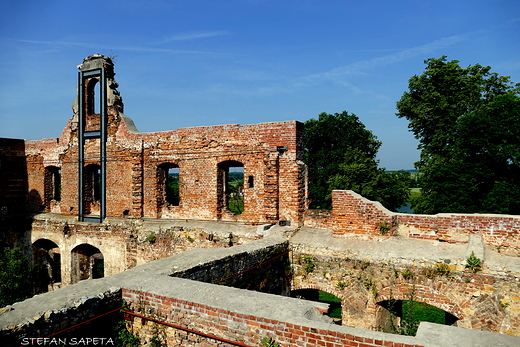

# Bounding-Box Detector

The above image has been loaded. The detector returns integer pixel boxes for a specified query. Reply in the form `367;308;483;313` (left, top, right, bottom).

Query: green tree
304;111;409;211
0;247;34;308
397;57;520;214
165;174;180;205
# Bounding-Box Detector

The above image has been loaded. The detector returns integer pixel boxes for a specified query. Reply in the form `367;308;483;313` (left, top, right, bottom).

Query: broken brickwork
4;54;306;226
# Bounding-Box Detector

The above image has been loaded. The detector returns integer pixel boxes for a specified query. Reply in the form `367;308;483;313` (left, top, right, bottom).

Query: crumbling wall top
76;54;114;75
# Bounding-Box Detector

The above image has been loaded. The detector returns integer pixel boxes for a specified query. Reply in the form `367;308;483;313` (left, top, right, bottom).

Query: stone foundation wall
291;244;520;336
2;233;520;346
0;213;262;288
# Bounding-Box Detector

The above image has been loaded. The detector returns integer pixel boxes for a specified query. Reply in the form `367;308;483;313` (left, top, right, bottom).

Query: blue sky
0;0;519;170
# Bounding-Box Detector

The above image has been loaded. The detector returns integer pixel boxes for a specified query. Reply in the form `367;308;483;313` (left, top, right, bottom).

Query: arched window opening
292;289;342;325
71;244;104;283
84;164;101;204
218;161;244;215
376;300;458;336
158;164;180;207
87;78;100;115
44;166;61;202
32;239;61;293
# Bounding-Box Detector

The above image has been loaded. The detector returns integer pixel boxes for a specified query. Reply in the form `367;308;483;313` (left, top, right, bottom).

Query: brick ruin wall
304;190;520;256
0;213;264;287
3;235;518;347
14;119;306;226
0;54;307;227
290;244;520;336
2;54;520;345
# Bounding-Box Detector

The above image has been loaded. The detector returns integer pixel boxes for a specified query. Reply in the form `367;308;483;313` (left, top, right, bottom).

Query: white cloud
301;34;469;84
159;31;228;44
7;38;213;54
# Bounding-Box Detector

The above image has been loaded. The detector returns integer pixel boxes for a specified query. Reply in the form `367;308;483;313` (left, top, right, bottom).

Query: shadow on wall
27;189;44;213
0;138;28;215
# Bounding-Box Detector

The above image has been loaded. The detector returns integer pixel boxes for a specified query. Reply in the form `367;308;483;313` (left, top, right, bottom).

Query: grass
228;199;244;215
402;300;447;325
319;291;342;319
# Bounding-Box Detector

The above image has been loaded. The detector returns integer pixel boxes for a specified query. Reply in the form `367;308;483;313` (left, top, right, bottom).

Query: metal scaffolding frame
78;68;106;223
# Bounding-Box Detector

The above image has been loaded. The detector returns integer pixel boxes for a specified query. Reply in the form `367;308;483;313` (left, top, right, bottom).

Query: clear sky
0;0;519;170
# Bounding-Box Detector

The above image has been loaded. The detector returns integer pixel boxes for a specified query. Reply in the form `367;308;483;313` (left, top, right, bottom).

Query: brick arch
31;236;63;250
32;238;62;292
291;283;344;302
70;242;104;284
374;283;464;320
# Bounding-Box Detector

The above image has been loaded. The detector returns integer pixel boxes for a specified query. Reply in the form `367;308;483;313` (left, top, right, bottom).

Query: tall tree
396;56;520;214
304;111;409;211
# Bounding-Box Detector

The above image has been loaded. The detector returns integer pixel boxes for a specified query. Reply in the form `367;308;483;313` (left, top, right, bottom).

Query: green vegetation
304;111;409;211
0;247;34;308
145;232;156;244
227;172;244;215
397;56;520;214
401;268;415;280
465;251;482;273
260;336;280;347
425;263;452;279
299;255;316;273
93;258;104;279
378;221;392;235
384;286;454;336
114;321;140;347
318;291;342;320
336;281;347;289
166;173;180;206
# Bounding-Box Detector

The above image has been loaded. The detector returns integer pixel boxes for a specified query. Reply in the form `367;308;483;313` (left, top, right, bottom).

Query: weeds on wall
385;287;420;336
424;263;452;279
114;320;140;347
465;251;482;273
145;232;156;244
299;255;316;274
378;221;392;235
260;336;280;347
401;268;415;280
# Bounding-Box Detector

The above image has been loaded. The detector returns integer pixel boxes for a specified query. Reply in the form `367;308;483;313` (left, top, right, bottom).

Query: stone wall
18;214;262;287
290;230;520;336
2;232;520;346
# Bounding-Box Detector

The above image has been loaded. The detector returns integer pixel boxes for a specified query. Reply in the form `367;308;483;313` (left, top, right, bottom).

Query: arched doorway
71;244;104;283
376;298;458;335
32;239;61;292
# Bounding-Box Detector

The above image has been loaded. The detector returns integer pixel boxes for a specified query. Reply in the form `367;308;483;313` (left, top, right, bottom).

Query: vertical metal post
78;68;106;223
78;71;85;219
100;67;106;221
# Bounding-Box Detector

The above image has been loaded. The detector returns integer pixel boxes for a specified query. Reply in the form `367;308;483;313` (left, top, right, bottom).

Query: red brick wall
330;190;520;253
122;289;422;347
19;118;306;225
11;55;307;226
331;190;396;237
0;138;28;215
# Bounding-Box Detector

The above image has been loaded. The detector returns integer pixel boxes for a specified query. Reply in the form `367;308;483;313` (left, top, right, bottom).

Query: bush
0;247;34;308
